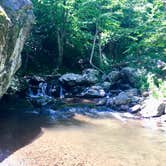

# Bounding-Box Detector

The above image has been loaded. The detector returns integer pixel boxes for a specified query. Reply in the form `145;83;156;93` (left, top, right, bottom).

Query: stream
0;83;166;166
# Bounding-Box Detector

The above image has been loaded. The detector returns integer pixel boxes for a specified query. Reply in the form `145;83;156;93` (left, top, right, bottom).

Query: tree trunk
56;0;67;68
57;30;64;68
98;33;102;65
89;29;104;74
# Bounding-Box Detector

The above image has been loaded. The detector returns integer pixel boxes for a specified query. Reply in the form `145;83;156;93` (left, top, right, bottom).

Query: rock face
0;0;34;98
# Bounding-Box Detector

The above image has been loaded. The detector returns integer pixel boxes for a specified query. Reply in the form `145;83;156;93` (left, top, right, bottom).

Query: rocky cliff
0;0;34;98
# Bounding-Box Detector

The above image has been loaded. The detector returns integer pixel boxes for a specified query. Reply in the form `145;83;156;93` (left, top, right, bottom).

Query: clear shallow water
0;95;166;166
1;112;166;166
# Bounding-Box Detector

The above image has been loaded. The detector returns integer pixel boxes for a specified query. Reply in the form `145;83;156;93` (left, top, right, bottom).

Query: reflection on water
0;111;43;162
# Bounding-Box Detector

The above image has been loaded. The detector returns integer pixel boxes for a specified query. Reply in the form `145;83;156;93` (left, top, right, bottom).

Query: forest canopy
22;0;166;75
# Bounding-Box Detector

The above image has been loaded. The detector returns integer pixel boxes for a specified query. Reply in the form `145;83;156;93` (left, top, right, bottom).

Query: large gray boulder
59;68;100;87
59;73;85;87
113;92;131;105
0;0;34;98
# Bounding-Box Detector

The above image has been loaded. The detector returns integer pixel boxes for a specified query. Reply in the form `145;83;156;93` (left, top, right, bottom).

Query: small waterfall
28;82;49;98
59;85;64;99
28;87;35;98
37;82;48;97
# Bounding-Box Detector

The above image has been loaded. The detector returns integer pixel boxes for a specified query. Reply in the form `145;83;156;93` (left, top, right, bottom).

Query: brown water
1;114;166;166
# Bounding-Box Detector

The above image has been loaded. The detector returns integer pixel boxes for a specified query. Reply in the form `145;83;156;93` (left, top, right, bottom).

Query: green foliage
22;0;166;78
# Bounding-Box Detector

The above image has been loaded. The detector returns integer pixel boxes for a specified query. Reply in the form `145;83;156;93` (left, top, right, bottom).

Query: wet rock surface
15;67;166;129
25;67;143;114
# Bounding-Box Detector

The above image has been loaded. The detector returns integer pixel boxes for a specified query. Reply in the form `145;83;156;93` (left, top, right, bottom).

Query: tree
23;0;166;73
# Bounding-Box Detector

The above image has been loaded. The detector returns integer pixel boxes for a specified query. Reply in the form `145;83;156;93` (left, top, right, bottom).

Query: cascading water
59;85;64;99
37;82;48;97
28;82;49;98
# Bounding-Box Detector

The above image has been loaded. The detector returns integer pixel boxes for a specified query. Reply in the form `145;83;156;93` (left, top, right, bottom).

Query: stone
155;103;166;117
140;97;166;118
121;67;138;87
119;84;131;90
107;70;121;86
0;0;34;98
25;75;45;86
100;81;111;92
106;98;114;106
129;104;141;113
81;86;106;98
96;98;107;106
125;88;138;97
82;68;100;84
142;91;150;97
59;73;85;87
120;105;130;111
113;92;131;105
59;68;100;87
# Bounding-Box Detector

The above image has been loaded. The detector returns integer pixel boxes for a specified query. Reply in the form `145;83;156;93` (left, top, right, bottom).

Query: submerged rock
0;0;34;98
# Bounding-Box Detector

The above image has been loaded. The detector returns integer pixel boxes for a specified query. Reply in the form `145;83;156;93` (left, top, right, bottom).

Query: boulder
125;88;138;97
59;73;85;87
113;92;131;105
81;86;106;98
121;67;138;87
106;70;121;86
155;103;166;117
59;68;100;87
140;97;166;118
0;0;34;98
82;68;100;84
97;81;111;92
129;104;141;114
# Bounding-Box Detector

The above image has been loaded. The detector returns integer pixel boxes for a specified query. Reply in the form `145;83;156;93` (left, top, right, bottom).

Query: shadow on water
0;95;43;162
0;95;96;162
